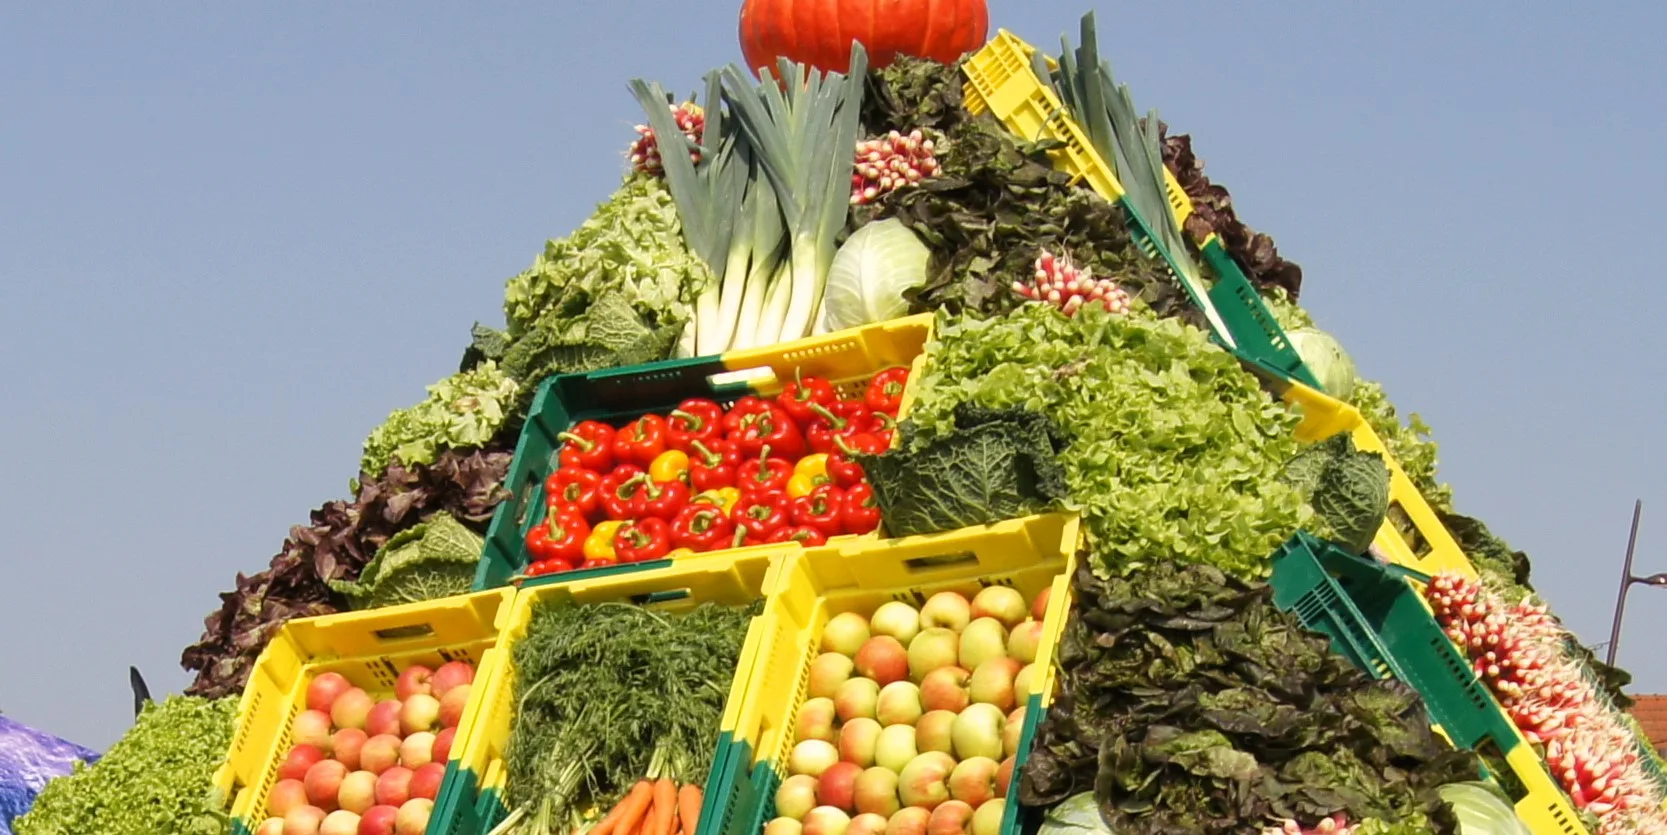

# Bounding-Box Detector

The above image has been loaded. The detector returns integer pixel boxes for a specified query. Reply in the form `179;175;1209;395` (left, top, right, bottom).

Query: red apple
358;804;399;835
1030;586;1051;623
331;729;369;771
817;761;863;812
1006;621;1045;665
399;731;436;768
430;660;476;698
795;698;838;744
834;678;880;724
399;695;440;736
338;770;379;815
284;805;328;835
837;717;882;768
995;757;1015;799
257;818;286;835
374;766;414;808
394;798;433;835
331;688;375;731
918;668;971;713
915;711;957;756
438;684;471;729
926;801;974;835
279;745;328;782
875;681;923;727
853;636;909;685
320;810;362;835
394;665;434;701
269;778;310;817
885;807;930;835
307;673;354;714
304;760;348;811
409;762;446;801
967;658;1022;712
360;735;402;775
946;757;1000;809
293;710;335;754
897;752;956;810
432;727;457;764
807;653;855;701
365;700;403;738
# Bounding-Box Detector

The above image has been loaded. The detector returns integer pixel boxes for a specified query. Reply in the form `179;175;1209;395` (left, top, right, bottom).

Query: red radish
629;103;704;177
1012;250;1131;318
850;130;940;205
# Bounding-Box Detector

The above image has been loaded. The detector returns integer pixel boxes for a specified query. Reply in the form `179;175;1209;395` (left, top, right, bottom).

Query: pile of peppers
520;366;911;577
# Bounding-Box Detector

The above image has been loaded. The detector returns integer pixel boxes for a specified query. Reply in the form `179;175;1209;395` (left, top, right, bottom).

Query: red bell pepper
557;421;616;472
768;526;829;546
829;434;885;487
545;467;603;521
667;398;725;452
778;369;837;427
804;401;873;455
737;445;794;496
865;367;910;416
526;506;590;567
614;517;672;562
842;482;882;534
791;484;846;538
734;406;806;460
722;395;773;435
671;503;733;553
525;558;574;577
689;439;741;491
732;490;791;545
612;415;669;467
600;466;649;520
640;478;690;522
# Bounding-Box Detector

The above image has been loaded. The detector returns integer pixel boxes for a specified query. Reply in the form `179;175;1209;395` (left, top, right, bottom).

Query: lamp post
1605;500;1667;667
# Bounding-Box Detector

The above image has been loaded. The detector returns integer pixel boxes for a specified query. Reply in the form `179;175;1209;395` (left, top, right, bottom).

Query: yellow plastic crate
1281;382;1478;580
212;589;514;835
438;546;789;835
706;513;1082;835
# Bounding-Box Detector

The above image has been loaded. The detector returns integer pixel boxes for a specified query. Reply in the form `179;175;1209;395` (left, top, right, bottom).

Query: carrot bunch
590;778;703;835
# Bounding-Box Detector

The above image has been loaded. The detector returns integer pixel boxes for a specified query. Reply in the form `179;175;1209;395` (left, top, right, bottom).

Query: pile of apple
766;584;1054;835
255;660;477;835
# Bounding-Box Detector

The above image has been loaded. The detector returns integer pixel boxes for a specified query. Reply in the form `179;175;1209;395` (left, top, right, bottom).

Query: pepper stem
557;432;596;452
690;440;721;467
617;473;648;498
807;402;846;429
669;409;705;432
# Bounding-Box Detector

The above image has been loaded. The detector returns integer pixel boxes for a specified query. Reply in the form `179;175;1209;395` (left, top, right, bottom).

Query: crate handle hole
902;552;979;572
372;623;437;641
631;589;693;606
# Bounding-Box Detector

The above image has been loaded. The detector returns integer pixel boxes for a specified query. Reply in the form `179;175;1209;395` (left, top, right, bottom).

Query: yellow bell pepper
787;454;832;499
649;450;691;484
666;547;695;561
692;487;741;515
584;520;626;562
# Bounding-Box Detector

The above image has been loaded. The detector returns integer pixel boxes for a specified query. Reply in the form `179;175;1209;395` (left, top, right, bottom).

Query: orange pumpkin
738;0;989;76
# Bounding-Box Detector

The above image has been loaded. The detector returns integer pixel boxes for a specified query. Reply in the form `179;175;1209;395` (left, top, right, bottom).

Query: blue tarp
0;716;100;835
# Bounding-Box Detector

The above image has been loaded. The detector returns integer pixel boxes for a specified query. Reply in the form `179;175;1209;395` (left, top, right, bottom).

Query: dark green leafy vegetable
181;445;511;698
325;512;484;610
908;304;1310;578
850;61;1177;320
1020;560;1474;835
1284;434;1390;554
15;696;237;835
1160;125;1304;299
503;600;759;834
856;404;1069;537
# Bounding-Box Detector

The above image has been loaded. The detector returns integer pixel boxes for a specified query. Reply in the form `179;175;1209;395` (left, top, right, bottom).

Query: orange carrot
678;783;703;835
650;778;678;835
597;780;654;835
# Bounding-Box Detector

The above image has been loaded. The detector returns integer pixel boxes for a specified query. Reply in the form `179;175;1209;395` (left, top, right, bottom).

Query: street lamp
1605;500;1667;667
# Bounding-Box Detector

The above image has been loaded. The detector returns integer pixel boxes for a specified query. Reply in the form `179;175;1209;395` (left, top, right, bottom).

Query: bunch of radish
850;130;940;206
1426;572;1667;833
1011;251;1131;317
629;103;705;176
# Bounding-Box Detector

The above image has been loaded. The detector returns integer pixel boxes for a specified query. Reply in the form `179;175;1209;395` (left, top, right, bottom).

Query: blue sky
3;2;1664;750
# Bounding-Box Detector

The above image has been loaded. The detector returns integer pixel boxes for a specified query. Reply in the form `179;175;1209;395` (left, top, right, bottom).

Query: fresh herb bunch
181;444;511;698
15;696;237;835
1020;560;1475;835
908;304;1309;578
502;600;760;834
849;59;1175;319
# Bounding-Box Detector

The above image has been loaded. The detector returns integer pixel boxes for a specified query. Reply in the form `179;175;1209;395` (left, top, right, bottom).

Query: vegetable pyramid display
16;5;1663;835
